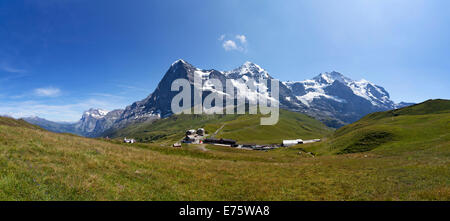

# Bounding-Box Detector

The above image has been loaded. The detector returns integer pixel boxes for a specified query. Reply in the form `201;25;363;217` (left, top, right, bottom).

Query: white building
282;139;303;147
124;137;136;143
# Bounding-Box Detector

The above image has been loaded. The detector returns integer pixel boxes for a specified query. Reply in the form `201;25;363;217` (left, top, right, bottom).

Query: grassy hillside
206;109;330;144
0;116;42;130
304;99;450;156
1;114;448;200
103;109;332;144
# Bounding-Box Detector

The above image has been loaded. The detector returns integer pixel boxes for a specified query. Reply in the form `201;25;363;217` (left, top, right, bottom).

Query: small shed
173;143;181;147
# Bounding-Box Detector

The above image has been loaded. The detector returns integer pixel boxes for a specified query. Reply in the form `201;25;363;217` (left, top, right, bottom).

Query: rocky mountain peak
83;108;109;119
169;59;196;72
225;61;271;80
313;71;351;84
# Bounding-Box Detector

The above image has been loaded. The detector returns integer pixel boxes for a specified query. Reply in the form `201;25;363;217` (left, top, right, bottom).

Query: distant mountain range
23;108;124;137
23;59;413;136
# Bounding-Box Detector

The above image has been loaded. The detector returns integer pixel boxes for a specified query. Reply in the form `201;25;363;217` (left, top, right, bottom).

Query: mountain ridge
23;59;413;136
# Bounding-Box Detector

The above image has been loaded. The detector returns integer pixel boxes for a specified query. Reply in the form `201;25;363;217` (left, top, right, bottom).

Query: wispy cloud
34;87;61;97
0;63;27;74
115;83;149;92
235;35;247;44
223;40;240;51
219;34;248;52
0;62;29;83
89;92;126;99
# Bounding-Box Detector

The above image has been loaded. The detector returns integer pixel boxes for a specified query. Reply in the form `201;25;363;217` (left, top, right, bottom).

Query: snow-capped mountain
24;108;124;137
224;61;271;80
72;108;127;137
88;109;125;136
74;108;110;135
285;71;394;108
110;59;307;129
283;71;402;126
222;61;306;111
24;59;413;136
111;60;405;129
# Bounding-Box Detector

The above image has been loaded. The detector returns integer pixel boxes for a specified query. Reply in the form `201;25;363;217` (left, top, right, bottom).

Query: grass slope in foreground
0;98;449;200
103;109;332;144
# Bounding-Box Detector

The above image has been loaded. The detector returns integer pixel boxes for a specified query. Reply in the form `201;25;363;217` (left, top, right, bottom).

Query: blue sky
0;0;449;121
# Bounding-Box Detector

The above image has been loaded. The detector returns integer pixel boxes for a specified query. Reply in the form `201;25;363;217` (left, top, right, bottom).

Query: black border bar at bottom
0;201;448;219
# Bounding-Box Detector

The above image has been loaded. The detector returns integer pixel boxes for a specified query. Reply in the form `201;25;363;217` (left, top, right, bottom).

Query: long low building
282;139;303;147
204;138;237;146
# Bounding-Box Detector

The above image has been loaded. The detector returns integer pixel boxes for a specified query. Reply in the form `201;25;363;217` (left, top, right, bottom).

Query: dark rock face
112;60;198;128
321;81;381;124
90;109;124;137
289;82;307;97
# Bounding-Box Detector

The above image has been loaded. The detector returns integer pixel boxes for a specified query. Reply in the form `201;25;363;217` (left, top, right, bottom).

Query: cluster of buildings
200;137;309;150
123;126;321;151
182;128;206;144
178;126;322;150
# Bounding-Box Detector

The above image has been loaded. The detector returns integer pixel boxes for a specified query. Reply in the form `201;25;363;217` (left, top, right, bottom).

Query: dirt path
197;144;208;151
211;124;226;138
